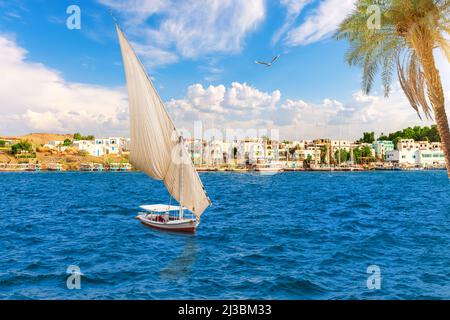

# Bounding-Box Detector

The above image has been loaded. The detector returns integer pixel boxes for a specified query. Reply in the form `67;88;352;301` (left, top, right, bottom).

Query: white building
73;137;126;157
386;149;417;164
94;137;120;155
386;149;445;166
204;140;232;165
73;140;104;157
330;140;352;152
297;147;321;164
417;150;445;166
397;139;415;151
386;139;445;166
238;139;263;163
185;139;205;165
372;140;395;159
43;140;64;149
47;140;64;147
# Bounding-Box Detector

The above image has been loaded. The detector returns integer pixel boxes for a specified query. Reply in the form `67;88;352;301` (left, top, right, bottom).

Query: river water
1;171;449;299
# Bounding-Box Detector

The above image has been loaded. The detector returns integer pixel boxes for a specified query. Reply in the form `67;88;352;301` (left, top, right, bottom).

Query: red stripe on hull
140;221;196;233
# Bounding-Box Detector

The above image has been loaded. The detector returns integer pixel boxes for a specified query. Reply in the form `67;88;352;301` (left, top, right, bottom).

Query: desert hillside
0;133;74;145
0;133;129;170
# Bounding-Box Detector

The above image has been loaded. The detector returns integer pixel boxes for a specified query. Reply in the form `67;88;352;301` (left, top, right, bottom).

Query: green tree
233;147;238;159
0;140;5;147
320;145;328;163
11;140;33;155
336;0;450;177
303;154;313;169
74;133;95;140
377;125;442;149
360;132;375;143
429;125;441;142
352;146;376;164
335;149;349;163
63;139;72;146
353;147;362;164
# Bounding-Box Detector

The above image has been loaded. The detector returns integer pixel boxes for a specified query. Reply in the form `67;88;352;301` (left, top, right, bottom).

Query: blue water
1;171;449;299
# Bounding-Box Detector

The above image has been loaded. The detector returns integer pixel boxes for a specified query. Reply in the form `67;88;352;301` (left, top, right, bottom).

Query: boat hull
136;214;198;233
255;168;283;172
254;167;283;175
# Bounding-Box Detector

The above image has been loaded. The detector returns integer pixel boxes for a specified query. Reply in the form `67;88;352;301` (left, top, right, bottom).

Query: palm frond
397;53;433;120
362;51;378;94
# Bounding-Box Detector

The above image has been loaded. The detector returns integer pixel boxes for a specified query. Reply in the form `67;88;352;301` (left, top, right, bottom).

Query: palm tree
335;0;450;176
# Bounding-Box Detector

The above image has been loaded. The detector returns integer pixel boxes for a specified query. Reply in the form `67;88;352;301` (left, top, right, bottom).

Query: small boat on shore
0;163;29;171
26;163;41;172
226;167;248;172
93;163;104;171
254;161;283;175
46;163;63;171
80;163;94;171
115;21;211;233
119;163;132;171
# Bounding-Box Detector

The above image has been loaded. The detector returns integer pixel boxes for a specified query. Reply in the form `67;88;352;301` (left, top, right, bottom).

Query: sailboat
115;23;211;233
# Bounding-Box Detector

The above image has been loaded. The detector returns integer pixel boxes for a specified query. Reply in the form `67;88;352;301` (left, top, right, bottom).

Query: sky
0;0;449;140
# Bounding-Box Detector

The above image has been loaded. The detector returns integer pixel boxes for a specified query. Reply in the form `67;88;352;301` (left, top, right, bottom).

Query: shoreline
0;167;446;173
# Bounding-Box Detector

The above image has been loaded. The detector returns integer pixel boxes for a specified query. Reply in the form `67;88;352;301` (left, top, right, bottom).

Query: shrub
73;133;95;141
63;139;72;146
11;140;33;155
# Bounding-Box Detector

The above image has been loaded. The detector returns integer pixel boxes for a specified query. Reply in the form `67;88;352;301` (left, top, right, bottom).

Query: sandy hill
1;133;74;145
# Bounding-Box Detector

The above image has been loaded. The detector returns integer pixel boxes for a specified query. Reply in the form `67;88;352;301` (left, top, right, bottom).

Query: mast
327;142;331;168
338;140;341;167
350;145;354;164
179;135;184;220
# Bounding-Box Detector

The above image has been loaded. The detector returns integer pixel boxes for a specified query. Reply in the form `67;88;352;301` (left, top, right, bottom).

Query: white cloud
0;35;128;136
285;0;357;46
272;0;313;45
165;81;448;140
435;49;450;93
1;33;448;141
98;0;167;24
166;82;281;123
100;0;265;65
132;42;179;67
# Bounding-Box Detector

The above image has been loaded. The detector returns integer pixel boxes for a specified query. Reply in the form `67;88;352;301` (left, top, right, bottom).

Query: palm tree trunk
416;44;450;177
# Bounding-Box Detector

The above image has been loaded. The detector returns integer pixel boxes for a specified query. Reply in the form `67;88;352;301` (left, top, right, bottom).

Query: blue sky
0;0;448;139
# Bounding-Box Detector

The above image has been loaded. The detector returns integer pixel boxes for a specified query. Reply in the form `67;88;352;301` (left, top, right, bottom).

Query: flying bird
255;55;280;67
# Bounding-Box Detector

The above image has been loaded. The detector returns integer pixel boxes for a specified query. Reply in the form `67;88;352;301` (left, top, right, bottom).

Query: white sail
116;24;211;218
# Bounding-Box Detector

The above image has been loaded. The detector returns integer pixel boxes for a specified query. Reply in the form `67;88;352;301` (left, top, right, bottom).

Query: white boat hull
136;214;198;233
254;167;283;175
255;167;283;172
